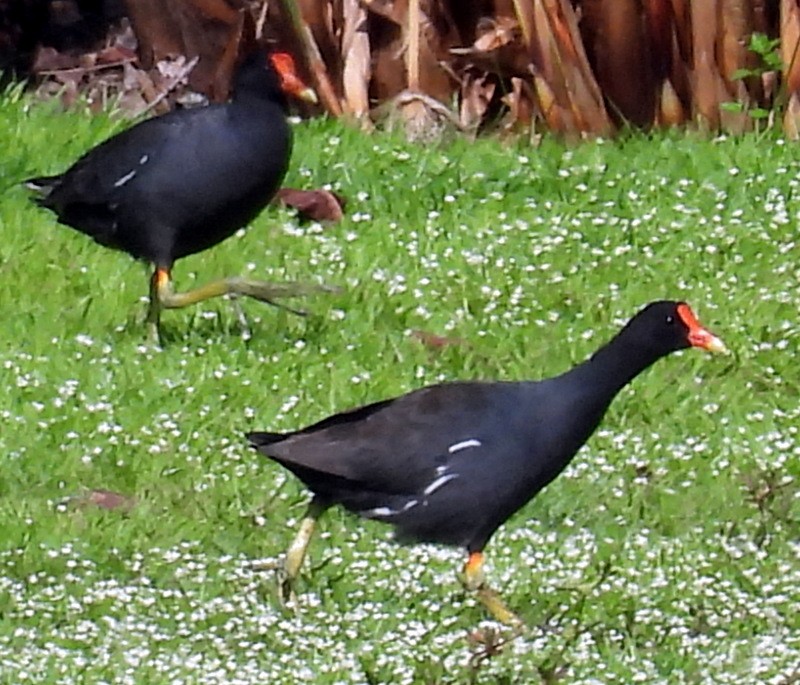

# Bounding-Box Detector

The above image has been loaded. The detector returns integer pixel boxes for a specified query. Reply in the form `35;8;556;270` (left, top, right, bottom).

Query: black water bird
248;301;727;626
26;50;321;344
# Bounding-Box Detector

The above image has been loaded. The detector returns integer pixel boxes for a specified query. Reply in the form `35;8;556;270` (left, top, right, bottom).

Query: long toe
476;586;526;631
230;278;342;303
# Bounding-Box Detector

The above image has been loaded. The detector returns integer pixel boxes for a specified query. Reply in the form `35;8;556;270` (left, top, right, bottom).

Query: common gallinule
248;301;726;626
26;50;320;344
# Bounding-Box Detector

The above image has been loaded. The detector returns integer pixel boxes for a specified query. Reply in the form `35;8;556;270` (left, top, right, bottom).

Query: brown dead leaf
59;488;137;513
472;16;520;53
95;44;138;65
119;60;160;115
460;71;496;130
273;188;346;223
87;489;136;511
501;75;535;132
450;16;529;77
52;68;84;85
131;55;200;116
32;46;77;73
59;79;80;109
410;329;467;350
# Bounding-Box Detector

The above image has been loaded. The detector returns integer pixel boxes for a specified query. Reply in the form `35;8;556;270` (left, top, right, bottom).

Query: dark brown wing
248;381;528;496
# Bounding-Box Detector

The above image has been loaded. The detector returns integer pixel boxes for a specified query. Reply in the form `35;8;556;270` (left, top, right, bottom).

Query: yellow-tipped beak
677;303;728;354
696;333;728;354
295;87;318;104
269;52;318;105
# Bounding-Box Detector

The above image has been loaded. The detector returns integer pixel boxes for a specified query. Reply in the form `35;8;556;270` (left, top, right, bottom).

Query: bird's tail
246;431;286;450
23;175;60;199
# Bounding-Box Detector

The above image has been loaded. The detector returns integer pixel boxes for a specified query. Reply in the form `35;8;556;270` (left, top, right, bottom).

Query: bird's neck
234;83;288;113
564;331;663;401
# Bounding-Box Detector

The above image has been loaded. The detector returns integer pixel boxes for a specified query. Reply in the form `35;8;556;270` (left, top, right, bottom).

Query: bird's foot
475;586;526;632
276;568;299;608
229;295;252;340
226;278;342;317
146;319;164;349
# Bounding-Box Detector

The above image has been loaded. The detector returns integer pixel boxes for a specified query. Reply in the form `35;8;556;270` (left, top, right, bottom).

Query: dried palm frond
115;0;790;137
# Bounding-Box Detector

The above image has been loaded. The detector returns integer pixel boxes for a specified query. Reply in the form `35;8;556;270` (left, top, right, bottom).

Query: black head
233;50;316;107
621;300;726;358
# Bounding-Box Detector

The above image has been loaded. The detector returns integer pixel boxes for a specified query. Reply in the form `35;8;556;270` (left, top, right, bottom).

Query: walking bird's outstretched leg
461;551;525;630
147;267;339;345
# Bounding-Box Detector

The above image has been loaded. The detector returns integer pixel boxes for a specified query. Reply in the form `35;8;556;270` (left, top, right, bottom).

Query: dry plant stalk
341;0;372;120
277;0;342;115
782;0;800;138
116;0;792;137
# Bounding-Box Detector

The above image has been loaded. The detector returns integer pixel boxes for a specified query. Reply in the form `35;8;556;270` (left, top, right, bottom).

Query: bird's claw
276;569;298;608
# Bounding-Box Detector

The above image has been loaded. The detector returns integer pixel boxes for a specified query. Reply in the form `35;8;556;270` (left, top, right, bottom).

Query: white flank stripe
113;170;137;188
423;473;458;496
367;507;394;517
364;499;418;518
448;438;481;453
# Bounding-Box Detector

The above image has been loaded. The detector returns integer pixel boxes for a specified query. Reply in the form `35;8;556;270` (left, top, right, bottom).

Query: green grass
0;86;798;684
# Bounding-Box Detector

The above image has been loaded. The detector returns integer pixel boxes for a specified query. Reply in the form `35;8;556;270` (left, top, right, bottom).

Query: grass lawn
0;87;798;683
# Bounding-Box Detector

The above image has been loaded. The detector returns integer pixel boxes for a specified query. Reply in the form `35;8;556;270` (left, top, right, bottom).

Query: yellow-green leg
461;551;525;630
147;268;167;345
147;267;339;345
280;498;328;605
